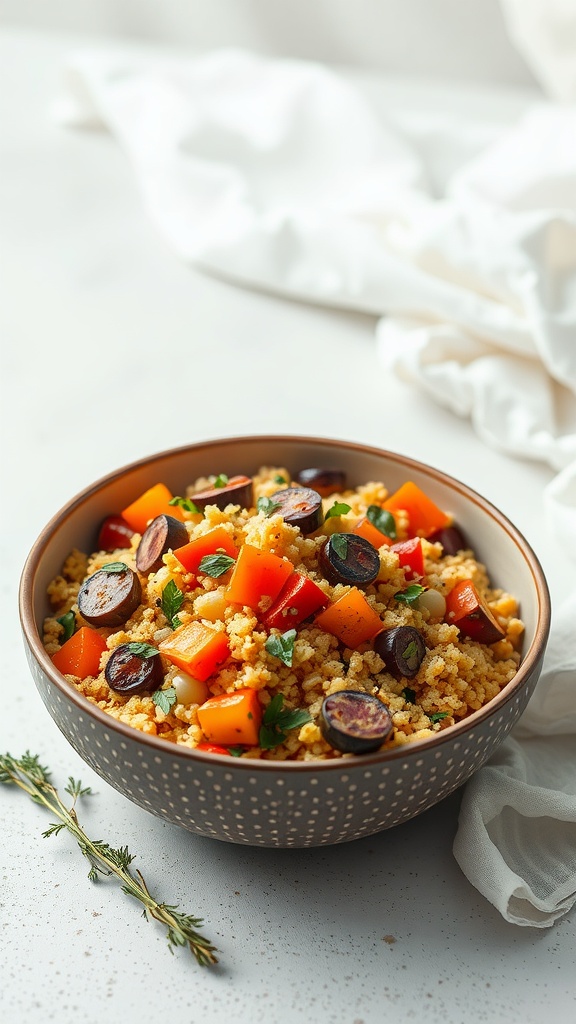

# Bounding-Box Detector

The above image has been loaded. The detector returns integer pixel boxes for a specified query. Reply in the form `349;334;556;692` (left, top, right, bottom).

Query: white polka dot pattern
25;640;538;849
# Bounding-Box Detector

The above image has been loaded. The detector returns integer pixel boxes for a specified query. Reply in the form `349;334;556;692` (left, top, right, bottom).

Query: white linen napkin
55;47;576;926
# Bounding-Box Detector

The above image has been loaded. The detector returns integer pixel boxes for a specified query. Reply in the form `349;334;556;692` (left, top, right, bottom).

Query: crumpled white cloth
55;47;576;926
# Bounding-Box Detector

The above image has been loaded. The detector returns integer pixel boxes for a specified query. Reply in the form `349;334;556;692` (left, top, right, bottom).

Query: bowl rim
19;434;551;772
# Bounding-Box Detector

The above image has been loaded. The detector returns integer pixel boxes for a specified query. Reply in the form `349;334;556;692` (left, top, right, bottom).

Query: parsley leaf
214;474;229;488
161;579;184;629
169;496;203;515
325;501;351;520
273;474;287;485
394;584;426;606
402;686;416;704
265;628;297;667
366;506;396;539
198;554;235;578
101;562;129;574
227;746;245;757
428;711;449;723
257;496;281;517
126;642;159;659
152;686;177;714
330;534;349;560
258;693;312;750
56;610;76;643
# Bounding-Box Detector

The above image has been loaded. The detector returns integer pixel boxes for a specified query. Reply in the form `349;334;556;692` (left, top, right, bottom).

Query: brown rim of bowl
19;434;551;773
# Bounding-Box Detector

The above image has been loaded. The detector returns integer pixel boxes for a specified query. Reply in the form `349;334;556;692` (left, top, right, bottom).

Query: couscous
43;465;524;760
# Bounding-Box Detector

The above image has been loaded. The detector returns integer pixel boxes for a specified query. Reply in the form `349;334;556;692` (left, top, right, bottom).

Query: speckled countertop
1;27;574;1024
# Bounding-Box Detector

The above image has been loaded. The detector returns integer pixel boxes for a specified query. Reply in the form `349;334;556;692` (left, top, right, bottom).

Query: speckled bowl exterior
20;436;550;848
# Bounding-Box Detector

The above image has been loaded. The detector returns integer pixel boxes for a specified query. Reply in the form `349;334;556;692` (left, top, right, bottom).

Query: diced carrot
174;526;238;576
197;689;262;746
121;483;185;535
351;517;393;549
51;626;107;679
383;481;450;538
225;544;293;610
159;621;229;680
314;588;383;647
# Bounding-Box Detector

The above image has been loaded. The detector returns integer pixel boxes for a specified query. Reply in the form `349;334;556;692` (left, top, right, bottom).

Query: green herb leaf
161;579;184;629
214;474;229;488
428;711;449;723
325;501;352;520
366;506;397;539
401;640;419;665
56;610;76;643
273;474;287;485
0;751;218;965
258;693;312;750
125;642;159;659
101;562;129;574
169;496;203;515
265;628;297;667
198;554;236;578
330;534;349;559
402;687;416;704
152;686;177;715
227;746;245;757
257;496;281;517
394;584;426;606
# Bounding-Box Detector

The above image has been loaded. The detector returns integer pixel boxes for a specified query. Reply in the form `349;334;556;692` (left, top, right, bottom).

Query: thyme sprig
0;752;218;966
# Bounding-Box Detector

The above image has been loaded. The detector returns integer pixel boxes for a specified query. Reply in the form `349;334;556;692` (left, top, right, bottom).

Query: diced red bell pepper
97;515;135;552
391;537;425;580
445;579;505;645
261;572;328;630
196;742;233;756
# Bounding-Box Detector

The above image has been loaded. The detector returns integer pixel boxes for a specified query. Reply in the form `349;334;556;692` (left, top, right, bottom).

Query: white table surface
1;27;574;1024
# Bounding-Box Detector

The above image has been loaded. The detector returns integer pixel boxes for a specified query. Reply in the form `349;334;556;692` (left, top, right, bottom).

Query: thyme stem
0;752;218;966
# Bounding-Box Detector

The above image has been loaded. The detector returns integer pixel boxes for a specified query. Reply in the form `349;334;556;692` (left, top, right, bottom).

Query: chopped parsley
125;642;159;659
169;496;203;515
152;686;177;715
56;610;76;643
330;534;349;560
265;628;297;667
161;579;184;629
259;693;312;750
428;711;449;723
257;496;281;517
101;562;129;574
198;553;236;578
273;474;287;485
227;746;245;757
394;584;426;606
213;474;229;488
366;505;396;539
325;501;351;520
402;687;416;704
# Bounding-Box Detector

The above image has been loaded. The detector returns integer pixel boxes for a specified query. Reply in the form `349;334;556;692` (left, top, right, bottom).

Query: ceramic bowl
19;436;550;848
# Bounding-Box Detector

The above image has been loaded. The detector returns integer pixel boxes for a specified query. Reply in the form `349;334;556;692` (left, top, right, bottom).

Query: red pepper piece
391;537;425;580
262;572;329;630
445;579;505;645
97;515;135;552
196;742;233;756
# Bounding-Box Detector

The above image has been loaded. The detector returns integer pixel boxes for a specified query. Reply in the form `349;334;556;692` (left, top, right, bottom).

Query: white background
1;7;574;1024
